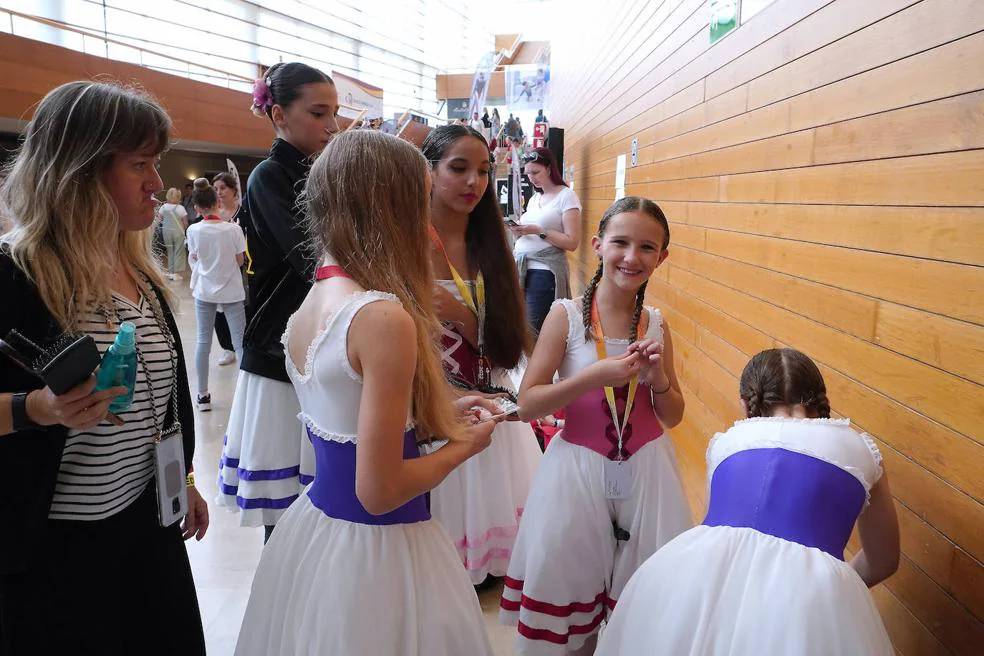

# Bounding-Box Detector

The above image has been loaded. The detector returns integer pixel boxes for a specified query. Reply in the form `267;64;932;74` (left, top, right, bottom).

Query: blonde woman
235;130;498;655
159;187;188;279
0;81;207;655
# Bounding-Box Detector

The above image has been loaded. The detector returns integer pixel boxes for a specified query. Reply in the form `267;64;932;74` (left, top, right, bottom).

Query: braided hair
582;197;670;341
739;348;832;418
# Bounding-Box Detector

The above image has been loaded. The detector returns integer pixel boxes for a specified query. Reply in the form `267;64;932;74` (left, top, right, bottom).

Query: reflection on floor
170;277;515;655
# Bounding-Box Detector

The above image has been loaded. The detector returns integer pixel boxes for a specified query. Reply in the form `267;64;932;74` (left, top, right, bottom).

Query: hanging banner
506;64;550;111
332;71;385;119
225;159;241;202
710;0;739;43
467;52;496;120
447;98;470;120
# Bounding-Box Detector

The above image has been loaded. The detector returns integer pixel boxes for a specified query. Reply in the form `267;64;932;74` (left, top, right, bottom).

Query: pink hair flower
251;77;273;117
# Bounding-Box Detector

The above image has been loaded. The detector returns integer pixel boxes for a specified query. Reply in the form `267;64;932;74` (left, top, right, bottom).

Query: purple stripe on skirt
702;447;865;560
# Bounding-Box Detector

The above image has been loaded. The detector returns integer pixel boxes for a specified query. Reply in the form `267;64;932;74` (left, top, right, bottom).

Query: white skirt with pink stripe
421;374;541;585
499;434;693;654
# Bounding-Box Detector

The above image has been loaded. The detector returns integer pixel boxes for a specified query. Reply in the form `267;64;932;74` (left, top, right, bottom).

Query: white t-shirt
513;186;582;269
186;219;247;303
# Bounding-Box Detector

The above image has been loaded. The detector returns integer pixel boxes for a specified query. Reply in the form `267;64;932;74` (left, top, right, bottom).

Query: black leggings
0;484;205;656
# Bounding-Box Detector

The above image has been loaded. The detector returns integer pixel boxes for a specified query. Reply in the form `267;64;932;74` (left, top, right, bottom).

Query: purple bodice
306;427;430;525
702;448;865;559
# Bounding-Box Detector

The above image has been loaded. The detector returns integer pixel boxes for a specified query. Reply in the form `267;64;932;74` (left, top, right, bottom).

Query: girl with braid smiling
500;197;692;655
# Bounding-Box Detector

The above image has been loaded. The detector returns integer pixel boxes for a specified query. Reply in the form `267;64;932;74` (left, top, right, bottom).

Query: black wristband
11;392;40;431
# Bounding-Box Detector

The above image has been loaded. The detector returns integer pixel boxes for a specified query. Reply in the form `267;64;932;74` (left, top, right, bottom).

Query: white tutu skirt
500;435;693;654
421;395;542;585
216;371;315;526
597;524;894;655
234;494;493;656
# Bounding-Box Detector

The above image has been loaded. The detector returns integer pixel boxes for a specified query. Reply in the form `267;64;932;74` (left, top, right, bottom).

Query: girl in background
211;171;247;367
185;178;247;411
510;147;581;334
158;187;188;280
421;125;542;587
501;197;692;655
598;348;899;655
217;62;339;540
235;129;498;656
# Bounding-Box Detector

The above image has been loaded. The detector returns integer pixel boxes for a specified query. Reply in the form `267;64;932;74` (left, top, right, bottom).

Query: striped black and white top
48;293;175;521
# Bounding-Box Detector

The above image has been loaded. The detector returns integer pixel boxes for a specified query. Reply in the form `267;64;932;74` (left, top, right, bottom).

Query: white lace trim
554;300;664;350
733;417;852;427
298;413;357;444
283;290;401;384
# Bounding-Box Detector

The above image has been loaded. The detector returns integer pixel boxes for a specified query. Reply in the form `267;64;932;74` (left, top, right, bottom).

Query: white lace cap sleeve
551;298;582;353
860;432;884;485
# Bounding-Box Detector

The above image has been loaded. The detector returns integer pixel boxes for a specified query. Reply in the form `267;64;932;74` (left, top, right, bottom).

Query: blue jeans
524;269;556;335
194;299;246;395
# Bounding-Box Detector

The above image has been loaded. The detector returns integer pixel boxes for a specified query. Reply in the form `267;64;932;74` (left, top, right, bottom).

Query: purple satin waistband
306;427;430;526
702;448;865;560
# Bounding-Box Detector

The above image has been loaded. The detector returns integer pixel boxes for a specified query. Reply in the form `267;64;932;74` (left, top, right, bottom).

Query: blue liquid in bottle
94;321;138;413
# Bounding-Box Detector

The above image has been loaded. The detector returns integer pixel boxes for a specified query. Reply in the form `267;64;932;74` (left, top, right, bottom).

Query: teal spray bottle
94;321;138;413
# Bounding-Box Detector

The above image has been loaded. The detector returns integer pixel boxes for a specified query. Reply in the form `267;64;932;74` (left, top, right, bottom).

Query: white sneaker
218;350;237;366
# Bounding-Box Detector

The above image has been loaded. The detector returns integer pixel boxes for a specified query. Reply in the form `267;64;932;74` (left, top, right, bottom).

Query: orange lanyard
591;296;639;460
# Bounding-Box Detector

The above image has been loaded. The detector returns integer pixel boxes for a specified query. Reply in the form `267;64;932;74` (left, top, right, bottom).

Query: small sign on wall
615;154;627;200
631;138;638;167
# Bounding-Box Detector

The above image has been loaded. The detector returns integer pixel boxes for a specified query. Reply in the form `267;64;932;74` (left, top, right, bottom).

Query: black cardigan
241;138;316;383
0;251;196;576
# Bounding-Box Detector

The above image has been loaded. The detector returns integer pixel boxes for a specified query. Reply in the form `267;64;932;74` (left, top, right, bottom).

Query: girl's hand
433;283;464;324
182;486;210;541
586;351;642;388
453;395;503;424
629;339;670;390
26;377;128;430
450;417;497;457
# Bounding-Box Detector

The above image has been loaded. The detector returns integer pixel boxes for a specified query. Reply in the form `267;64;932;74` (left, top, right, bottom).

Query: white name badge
154;431;188;527
605;459;634;499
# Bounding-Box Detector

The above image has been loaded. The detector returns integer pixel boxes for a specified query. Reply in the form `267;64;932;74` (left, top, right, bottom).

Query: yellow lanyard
428;224;486;333
591;296;638;459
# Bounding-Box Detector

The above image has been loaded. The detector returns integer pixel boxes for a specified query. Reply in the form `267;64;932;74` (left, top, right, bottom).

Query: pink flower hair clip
251;77;273;117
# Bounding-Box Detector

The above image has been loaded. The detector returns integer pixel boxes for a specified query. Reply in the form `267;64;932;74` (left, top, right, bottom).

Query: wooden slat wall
551;1;984;653
0;32;271;152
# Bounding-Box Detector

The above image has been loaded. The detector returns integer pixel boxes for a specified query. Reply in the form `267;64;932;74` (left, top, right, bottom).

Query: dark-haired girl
217;63;340;536
501;197;692;655
598;348;899;655
510;146;582;334
420;125;542;585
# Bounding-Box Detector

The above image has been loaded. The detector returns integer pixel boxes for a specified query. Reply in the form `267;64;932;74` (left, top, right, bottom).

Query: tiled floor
168;277;516;655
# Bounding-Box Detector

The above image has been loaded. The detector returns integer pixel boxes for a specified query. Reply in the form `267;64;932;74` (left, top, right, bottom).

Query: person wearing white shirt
510;147;582;333
185;178;247;411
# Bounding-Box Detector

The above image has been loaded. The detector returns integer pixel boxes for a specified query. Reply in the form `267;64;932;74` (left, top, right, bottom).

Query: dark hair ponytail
739;348;831;419
422;125;532;367
582;196;669;340
191;177;217;210
254;62;332;122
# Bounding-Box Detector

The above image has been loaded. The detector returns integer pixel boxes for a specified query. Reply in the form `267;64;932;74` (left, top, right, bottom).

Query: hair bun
193;177;210;190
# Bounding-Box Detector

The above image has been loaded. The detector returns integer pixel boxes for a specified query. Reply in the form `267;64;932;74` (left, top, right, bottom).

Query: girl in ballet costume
420;124;542;587
235;130;502;655
501;196;693;655
217;62;338;539
597;348;899;656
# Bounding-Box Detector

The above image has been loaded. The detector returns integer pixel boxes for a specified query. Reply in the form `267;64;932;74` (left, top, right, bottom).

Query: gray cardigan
515;245;571;301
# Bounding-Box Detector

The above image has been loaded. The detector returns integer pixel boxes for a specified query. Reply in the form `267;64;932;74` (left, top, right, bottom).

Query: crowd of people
0;60;900;656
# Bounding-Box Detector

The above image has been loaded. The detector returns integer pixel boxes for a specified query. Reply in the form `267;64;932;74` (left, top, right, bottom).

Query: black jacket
241;138;315;382
0;250;196;576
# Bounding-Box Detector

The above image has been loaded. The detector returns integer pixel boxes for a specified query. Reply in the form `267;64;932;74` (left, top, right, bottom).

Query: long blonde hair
0;80;172;330
303;130;458;441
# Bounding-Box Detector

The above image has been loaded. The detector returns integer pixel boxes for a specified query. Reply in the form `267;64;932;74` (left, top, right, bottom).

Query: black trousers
0;484;205;656
215;310;234;351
